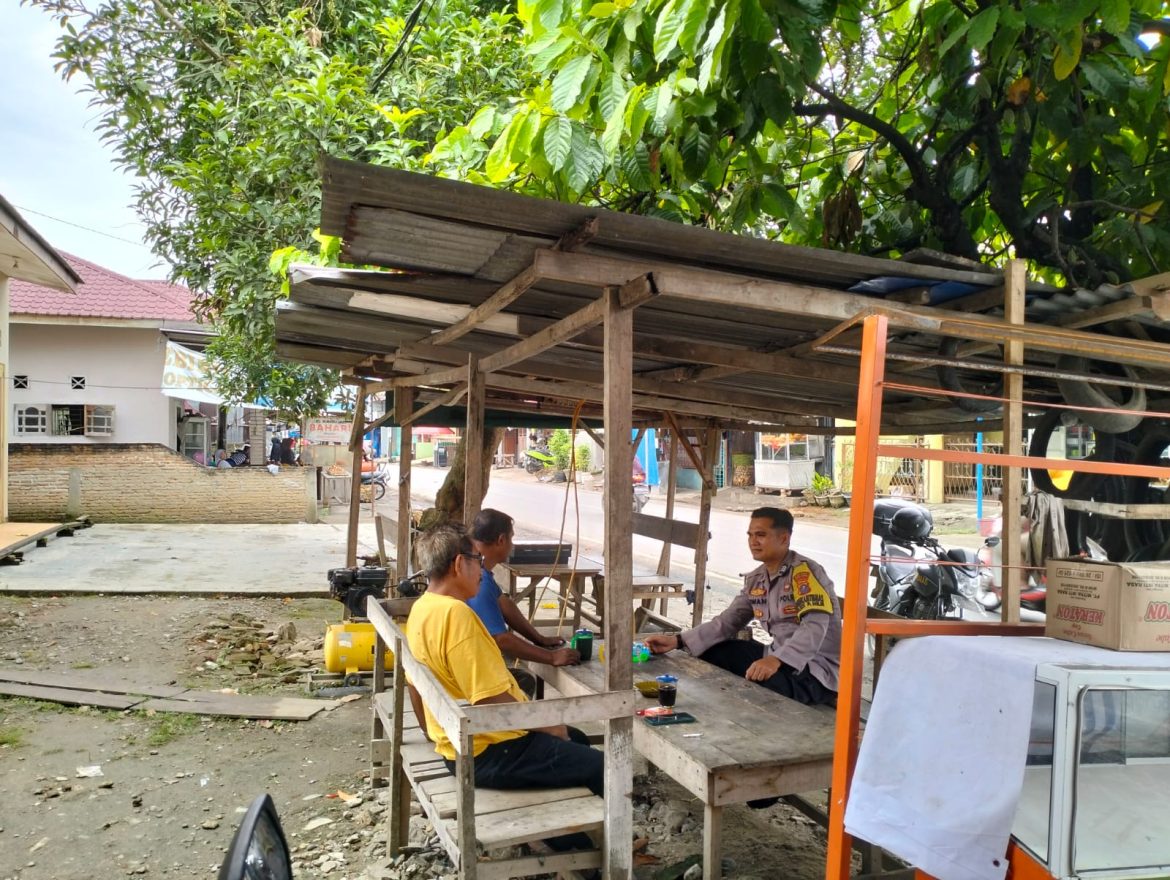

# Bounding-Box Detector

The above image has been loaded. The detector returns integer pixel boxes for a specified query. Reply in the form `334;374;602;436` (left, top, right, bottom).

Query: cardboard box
1045;559;1170;651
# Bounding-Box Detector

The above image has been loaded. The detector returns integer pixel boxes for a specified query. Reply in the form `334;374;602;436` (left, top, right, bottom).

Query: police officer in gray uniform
643;506;841;708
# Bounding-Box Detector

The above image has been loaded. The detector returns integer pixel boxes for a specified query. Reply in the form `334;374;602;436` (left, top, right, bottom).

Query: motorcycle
871;498;996;620
360;462;391;502
975;513;1048;619
218;793;291;880
523;446;556;474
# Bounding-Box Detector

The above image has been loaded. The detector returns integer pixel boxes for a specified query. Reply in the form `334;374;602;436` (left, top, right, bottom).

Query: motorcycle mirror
217;794;292;880
984;536;1001;547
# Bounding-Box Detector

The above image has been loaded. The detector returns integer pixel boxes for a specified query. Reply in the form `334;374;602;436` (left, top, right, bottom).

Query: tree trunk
418;427;504;530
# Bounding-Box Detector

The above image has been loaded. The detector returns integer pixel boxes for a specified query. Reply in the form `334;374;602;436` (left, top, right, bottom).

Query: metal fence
943;440;1004;500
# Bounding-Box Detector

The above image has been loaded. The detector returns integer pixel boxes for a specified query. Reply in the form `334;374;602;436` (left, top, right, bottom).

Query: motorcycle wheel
373;481;387;501
525;459;542;474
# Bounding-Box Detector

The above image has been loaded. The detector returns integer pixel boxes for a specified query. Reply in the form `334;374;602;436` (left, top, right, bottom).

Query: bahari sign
305;419;351;444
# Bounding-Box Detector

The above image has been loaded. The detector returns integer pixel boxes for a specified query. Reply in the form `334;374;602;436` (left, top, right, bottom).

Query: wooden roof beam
412;217;599;349
534;250;1170;370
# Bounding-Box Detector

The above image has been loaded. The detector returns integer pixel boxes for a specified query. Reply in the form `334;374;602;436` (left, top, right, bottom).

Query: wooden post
456;727;477;880
463;355;486;524
346;387;368;570
825;314;888;880
1001;260;1026;624
394;388;414;582
602;285;634;880
691;428;719;628
657;428;680;614
387;637;409;853
656;428;679;578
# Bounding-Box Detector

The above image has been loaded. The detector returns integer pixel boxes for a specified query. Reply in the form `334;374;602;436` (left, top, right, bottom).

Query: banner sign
306;419;351;444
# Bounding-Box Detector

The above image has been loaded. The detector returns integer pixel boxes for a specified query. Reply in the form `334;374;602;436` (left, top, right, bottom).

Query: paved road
404;465;855;602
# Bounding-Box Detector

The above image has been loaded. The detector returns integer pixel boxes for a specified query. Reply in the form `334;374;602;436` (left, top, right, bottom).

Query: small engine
327;565;390;618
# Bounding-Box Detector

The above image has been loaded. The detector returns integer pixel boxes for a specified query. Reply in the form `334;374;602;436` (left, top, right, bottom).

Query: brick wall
9;444;317;523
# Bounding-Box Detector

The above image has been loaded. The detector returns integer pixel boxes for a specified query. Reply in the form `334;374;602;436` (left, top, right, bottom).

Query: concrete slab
0;522;380;596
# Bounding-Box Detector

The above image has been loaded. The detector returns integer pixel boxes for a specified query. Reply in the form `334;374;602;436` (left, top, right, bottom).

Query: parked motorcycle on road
871;499;996;620
523;446;556;474
360;462;391;502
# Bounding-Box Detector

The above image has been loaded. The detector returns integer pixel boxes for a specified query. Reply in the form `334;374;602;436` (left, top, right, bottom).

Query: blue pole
975;420;984;525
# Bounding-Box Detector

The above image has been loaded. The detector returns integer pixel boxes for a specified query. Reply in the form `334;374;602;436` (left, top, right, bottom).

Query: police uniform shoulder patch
791;562;830;618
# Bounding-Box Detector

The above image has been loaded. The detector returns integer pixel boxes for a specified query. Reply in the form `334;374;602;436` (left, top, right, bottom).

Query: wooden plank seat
367;597;636;880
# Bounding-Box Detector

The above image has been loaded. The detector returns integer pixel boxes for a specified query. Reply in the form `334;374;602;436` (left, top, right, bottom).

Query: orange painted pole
826;314;888;880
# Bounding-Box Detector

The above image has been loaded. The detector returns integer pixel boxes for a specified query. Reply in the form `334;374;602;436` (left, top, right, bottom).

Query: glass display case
754;432;825;490
1014;664;1170;879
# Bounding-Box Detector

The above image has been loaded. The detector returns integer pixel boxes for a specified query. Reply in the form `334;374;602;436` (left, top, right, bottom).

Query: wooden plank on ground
0;522;78;558
138;692;334;720
431;785;594;820
0;681;143;710
0;668;188;698
473;795;605;849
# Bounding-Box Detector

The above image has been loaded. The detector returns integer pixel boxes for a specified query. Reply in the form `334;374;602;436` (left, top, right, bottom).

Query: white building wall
8;323;173;446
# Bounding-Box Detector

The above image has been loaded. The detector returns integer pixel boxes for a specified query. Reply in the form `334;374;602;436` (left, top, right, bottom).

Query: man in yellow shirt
406;524;602;851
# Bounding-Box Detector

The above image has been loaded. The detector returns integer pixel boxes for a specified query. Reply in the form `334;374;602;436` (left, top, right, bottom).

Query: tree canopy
35;0;532;415
462;0;1170;287
33;0;1170;412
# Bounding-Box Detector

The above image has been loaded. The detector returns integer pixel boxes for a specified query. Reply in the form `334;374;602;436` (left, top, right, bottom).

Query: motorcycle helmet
890;505;933;542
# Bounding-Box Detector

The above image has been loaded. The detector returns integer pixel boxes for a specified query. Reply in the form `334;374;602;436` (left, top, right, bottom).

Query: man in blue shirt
469;509;580;667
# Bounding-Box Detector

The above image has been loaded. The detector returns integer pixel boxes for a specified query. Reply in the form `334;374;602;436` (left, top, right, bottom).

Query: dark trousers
697;639;837;707
444;726;602;852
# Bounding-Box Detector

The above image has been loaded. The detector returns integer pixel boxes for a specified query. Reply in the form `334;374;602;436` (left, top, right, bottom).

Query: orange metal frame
823;314;1170;880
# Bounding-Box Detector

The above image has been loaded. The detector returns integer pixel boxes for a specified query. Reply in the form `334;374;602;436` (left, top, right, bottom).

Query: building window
84;405;115;436
15;405;47;434
12;375;29;390
14;404;115;437
70;376;86;390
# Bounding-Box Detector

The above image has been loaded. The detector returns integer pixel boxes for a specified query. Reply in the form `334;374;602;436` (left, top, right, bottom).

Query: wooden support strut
346;386;368;569
1001;259;1026;625
394;388;414;582
463;356;486;524
601;284;635;880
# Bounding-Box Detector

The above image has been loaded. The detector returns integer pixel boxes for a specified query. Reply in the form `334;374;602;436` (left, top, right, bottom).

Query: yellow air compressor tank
324;622;393;678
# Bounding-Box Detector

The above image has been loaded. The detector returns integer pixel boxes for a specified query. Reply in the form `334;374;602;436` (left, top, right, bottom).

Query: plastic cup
656;674;678;708
570;629;593;661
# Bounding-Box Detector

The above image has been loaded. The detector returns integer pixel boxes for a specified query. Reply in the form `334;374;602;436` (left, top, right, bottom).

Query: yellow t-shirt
405;591;526;760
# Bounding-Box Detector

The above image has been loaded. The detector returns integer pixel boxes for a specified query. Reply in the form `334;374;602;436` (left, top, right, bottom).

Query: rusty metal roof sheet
275;159;1170;432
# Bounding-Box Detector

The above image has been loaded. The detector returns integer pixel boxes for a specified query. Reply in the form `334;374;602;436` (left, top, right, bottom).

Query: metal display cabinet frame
1018;665;1170;880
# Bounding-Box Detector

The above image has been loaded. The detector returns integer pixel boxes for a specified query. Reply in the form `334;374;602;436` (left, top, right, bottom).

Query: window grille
15;405;47;434
12;375;29;390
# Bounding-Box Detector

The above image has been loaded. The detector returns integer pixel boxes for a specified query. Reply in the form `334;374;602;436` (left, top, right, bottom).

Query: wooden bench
367;598;637;880
587;512;701;632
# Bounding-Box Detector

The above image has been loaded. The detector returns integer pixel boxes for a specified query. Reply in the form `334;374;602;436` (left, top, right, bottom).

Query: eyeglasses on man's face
460;552;485;568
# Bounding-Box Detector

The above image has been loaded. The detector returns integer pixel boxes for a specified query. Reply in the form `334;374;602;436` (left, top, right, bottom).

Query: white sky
1;3;168;279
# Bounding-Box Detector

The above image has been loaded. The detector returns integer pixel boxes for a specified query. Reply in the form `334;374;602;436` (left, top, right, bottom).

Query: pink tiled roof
10;252;196;321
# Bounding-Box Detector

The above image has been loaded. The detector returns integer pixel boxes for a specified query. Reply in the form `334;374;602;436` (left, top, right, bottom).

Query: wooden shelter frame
277;165;1170;880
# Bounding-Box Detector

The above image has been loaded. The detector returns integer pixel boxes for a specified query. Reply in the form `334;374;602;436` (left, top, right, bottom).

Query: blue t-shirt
467;568;508;637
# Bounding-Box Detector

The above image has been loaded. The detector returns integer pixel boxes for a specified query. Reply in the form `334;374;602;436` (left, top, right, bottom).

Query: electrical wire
12;204;152;249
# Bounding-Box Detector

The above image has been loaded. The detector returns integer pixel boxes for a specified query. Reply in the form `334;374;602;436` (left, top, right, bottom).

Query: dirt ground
0;593;841;880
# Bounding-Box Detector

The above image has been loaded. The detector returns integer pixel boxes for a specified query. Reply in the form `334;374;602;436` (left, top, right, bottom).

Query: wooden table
526;644;836;879
495;557;604;631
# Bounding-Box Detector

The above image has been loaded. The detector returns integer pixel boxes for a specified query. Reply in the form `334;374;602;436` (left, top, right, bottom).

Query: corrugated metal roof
276;160;1170;432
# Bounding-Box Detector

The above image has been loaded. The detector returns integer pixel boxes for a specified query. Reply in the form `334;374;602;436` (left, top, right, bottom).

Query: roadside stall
274;159;1170;879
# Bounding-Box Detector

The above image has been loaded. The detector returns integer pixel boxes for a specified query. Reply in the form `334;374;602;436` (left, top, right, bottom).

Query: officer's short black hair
750;506;793;533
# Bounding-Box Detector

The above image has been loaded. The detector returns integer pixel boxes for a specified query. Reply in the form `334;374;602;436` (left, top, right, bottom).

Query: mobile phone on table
644;711;696;726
